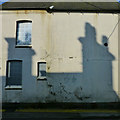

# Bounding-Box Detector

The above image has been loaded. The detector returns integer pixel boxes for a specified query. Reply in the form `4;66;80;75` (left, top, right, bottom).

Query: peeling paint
74;87;91;101
69;57;73;59
48;84;52;88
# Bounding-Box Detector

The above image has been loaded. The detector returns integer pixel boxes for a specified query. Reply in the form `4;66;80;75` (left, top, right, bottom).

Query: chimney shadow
78;22;119;101
3;38;36;102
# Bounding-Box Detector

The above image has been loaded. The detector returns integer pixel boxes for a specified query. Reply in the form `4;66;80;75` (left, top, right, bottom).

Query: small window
16;20;32;47
6;60;22;87
37;62;47;80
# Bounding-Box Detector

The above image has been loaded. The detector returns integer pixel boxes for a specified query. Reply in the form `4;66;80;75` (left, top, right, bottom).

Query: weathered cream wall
118;13;120;98
0;11;2;118
1;10;120;103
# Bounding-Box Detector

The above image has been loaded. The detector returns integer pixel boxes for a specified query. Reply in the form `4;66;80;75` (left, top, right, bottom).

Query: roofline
1;2;120;13
1;8;120;14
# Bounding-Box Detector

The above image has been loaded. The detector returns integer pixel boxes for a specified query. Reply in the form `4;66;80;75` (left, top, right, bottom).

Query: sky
0;0;9;5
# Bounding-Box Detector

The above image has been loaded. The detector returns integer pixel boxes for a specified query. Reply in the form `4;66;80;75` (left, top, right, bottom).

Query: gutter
1;2;120;13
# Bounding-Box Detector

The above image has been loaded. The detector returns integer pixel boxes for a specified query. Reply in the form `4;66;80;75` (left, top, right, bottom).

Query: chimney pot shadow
78;22;119;101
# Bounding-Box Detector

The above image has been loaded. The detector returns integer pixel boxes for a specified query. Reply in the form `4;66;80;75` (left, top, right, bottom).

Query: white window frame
16;20;32;48
37;61;47;80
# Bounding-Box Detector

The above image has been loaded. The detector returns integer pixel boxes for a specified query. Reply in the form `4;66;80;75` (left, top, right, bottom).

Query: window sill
37;77;47;81
15;45;32;48
5;85;22;90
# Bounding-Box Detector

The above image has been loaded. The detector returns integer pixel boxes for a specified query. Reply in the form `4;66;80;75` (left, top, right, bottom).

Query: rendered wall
1;10;120;103
118;13;120;98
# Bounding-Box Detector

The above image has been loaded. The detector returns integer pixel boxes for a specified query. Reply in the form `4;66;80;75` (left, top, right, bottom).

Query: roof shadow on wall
3;22;119;103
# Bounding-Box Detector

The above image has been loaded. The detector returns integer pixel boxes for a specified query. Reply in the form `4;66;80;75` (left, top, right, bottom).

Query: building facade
1;2;120;103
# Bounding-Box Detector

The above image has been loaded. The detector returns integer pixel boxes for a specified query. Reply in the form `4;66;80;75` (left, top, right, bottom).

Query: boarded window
16;21;32;45
6;60;22;86
37;62;47;80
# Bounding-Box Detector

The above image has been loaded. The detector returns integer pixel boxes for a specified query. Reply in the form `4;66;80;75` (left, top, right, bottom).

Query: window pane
17;21;32;45
38;62;46;79
6;61;22;85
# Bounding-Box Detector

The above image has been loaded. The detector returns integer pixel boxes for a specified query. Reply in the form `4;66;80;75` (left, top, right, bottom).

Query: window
16;20;32;46
37;62;47;80
6;60;22;87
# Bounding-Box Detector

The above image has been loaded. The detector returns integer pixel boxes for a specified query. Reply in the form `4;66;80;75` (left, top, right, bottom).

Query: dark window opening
6;60;22;86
